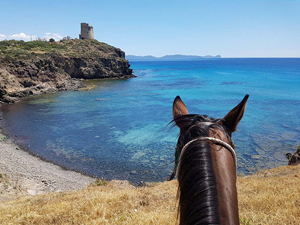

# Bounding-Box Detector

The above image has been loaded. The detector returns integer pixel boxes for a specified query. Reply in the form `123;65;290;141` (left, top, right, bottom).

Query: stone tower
79;23;94;40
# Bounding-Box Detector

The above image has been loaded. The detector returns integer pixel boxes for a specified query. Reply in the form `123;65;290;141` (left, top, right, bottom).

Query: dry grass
0;180;178;225
238;164;300;225
0;165;299;225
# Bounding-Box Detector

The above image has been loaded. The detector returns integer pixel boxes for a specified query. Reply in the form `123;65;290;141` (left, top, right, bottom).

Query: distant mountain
126;54;221;61
125;55;157;60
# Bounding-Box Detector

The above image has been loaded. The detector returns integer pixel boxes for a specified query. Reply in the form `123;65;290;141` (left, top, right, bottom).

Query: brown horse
168;95;249;225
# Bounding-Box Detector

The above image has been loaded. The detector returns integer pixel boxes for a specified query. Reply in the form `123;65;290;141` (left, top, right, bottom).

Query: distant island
126;54;221;61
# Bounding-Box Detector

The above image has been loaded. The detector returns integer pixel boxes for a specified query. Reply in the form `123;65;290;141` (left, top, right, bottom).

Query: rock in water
286;145;300;165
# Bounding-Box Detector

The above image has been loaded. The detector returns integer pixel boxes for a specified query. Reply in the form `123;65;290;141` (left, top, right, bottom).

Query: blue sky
0;0;299;57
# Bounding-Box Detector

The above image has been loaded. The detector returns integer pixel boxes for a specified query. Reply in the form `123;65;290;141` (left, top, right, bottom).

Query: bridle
176;120;237;181
179;137;237;169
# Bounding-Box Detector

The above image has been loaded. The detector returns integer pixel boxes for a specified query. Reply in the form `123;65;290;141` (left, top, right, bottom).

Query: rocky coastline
0;39;135;104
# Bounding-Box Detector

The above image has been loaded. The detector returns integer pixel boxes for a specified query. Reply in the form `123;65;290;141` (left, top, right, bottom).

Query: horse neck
210;131;240;225
178;140;221;225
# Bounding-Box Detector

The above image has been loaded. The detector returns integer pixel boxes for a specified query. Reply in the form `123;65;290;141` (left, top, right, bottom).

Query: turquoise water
1;58;300;184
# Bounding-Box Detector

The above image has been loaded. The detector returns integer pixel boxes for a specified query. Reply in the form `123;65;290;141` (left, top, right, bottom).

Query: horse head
169;95;249;225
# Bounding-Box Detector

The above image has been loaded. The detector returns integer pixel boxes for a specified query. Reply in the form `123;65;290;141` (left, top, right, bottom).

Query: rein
179;136;237;170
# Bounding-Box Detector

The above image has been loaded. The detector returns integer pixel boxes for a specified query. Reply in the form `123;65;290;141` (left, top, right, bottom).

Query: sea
1;58;300;184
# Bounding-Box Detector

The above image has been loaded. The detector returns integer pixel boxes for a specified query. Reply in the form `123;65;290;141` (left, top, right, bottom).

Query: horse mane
174;114;232;225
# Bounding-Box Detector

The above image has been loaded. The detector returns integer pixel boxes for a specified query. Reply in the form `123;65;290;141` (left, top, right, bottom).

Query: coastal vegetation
0;39;127;61
0;164;299;224
0;39;66;61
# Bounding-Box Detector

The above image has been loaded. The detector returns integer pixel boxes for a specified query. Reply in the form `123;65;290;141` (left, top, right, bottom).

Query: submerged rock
286;145;300;165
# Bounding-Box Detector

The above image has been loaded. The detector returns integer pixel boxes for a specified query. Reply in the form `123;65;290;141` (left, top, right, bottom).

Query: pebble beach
0;131;95;201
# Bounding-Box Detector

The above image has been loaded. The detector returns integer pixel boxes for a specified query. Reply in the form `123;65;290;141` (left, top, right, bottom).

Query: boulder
286;145;300;165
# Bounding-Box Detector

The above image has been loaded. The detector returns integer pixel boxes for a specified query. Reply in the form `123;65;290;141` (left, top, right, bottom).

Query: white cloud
0;34;7;41
53;33;63;39
11;32;32;40
0;32;37;41
43;33;64;41
0;32;66;42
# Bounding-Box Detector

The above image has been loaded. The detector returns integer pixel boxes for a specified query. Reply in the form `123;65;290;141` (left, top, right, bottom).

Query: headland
0;39;135;104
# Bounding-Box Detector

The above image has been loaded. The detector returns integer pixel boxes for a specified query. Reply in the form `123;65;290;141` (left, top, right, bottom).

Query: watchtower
79;23;94;40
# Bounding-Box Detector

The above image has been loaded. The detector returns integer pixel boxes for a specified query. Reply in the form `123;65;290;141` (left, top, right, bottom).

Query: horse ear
173;96;188;119
221;94;249;135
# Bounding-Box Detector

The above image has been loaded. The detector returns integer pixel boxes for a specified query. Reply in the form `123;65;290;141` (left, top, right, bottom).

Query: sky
0;0;299;58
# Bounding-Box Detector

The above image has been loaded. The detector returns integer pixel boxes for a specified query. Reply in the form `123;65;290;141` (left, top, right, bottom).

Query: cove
1;58;300;184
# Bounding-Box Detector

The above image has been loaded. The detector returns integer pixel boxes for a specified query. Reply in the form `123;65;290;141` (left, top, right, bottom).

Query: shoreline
0;77;138;202
0;93;295;202
1;130;299;224
0;129;95;201
0;120;297;203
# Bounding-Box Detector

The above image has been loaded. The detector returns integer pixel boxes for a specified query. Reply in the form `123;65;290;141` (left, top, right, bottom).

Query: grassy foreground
0;164;299;225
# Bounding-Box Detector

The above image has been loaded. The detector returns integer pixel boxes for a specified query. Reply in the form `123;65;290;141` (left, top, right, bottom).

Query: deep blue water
1;58;300;184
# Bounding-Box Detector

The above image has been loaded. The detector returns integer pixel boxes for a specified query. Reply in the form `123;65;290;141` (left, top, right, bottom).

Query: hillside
0;164;299;224
0;39;134;103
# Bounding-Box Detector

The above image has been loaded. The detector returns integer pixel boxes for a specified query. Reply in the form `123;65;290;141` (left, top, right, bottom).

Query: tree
49;38;55;43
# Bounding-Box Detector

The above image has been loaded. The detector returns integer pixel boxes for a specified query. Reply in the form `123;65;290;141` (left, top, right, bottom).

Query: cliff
0;39;134;103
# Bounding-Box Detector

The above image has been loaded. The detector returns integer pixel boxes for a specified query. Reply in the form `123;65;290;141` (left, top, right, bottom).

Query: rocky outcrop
0;39;134;103
56;55;133;79
286;145;300;165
